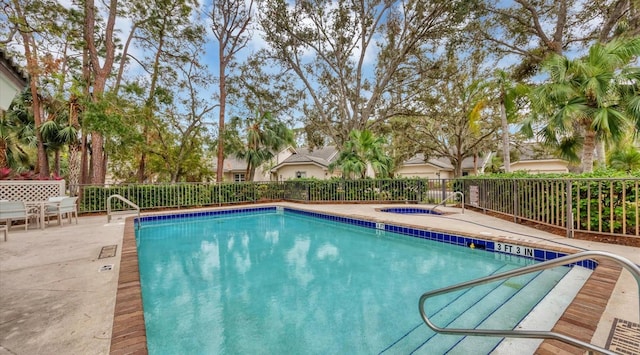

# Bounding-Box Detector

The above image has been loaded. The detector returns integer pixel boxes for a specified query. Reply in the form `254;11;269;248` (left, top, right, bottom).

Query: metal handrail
431;191;464;214
107;194;141;228
419;250;640;355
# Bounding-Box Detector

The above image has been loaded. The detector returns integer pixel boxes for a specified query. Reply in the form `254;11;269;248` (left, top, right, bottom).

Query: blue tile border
135;206;598;270
137;206;276;223
379;207;442;215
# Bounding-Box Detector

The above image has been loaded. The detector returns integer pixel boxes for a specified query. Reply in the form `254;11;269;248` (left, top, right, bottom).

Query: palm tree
329;129;392;179
40;94;72;177
232;112;294;181
0;112;26;169
609;147;640;173
1;91;36;170
528;37;640;173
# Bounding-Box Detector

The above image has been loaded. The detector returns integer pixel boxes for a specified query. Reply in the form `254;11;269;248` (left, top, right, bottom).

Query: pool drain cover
605;318;640;354
99;245;117;259
99;264;114;272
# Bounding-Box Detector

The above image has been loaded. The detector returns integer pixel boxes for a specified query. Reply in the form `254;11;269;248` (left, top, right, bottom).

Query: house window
296;171;306;178
234;173;245;182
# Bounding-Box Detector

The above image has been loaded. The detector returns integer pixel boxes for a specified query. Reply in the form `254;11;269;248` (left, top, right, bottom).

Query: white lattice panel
0;180;66;201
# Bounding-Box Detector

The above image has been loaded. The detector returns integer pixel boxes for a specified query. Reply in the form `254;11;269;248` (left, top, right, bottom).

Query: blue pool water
136;209;570;354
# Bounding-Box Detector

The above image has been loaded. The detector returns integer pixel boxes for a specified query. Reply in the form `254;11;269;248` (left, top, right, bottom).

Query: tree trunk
84;0;118;185
0;140;7;168
12;0;48;178
23;43;49;177
595;139;606;167
454;159;463;177
54;150;61;176
81;133;89;184
136;153;147;183
216;60;226;182
473;153;478;175
500;101;511;172
69;143;81;194
102;149;108;183
91;131;105;184
581;128;597;173
68;97;81;195
137;32;165;184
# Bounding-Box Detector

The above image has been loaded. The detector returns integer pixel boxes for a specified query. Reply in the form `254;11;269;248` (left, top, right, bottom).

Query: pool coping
109;204;622;354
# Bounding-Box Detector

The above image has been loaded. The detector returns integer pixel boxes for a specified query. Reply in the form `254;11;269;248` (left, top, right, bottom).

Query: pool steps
380;266;571;354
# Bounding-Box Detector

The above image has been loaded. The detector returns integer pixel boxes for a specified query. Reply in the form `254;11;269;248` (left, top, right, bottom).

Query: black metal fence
458;178;639;237
68;177;638;238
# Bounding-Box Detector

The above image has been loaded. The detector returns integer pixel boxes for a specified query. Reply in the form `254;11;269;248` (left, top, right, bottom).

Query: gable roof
403;154;453;170
0;49;28;88
514;142;566;162
402;152;494;171
272;146;339;170
221;156;247;172
218;146;298;173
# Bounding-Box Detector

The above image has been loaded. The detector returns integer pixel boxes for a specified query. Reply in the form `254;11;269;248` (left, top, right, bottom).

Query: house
395;153;494;178
219;147;298;182
395;154;455;179
510;159;569;174
0;49;28;112
270;146;341;180
507;144;569;174
220;156;252;182
224;146;494;182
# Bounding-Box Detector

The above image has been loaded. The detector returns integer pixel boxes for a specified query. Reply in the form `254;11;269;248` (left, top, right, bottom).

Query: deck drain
99;245;117;259
99;264;114;272
606;318;640;354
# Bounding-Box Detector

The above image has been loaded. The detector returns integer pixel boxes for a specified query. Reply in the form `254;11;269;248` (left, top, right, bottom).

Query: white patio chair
0;200;39;231
44;197;79;226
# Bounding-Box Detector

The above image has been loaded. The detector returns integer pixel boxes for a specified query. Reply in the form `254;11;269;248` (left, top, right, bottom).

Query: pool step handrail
107;194;141;228
431;191;464;214
419;250;640;355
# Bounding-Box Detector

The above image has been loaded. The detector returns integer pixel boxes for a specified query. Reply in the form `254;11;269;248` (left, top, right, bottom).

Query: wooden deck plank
110;219;148;354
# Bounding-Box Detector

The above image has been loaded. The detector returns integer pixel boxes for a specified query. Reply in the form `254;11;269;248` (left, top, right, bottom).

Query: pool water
136;210;570;354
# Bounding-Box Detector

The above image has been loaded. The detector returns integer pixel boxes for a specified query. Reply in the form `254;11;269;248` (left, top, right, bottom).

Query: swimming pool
379;207;442;215
135;207;584;354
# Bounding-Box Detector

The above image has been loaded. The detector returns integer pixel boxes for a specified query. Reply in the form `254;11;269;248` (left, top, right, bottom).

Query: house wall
0;73;21;111
252;167;272;182
223;171;249;182
510;160;569;174
252;148;296;182
276;164;334;180
395;165;453;179
1;54;27;111
274;149;295;165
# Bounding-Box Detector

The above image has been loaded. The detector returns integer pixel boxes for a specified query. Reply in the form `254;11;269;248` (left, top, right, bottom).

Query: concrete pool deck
0;203;638;354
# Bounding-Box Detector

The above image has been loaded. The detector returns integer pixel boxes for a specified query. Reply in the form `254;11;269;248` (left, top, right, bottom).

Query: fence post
441;179;446;202
512;179;518;223
566;180;574;238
